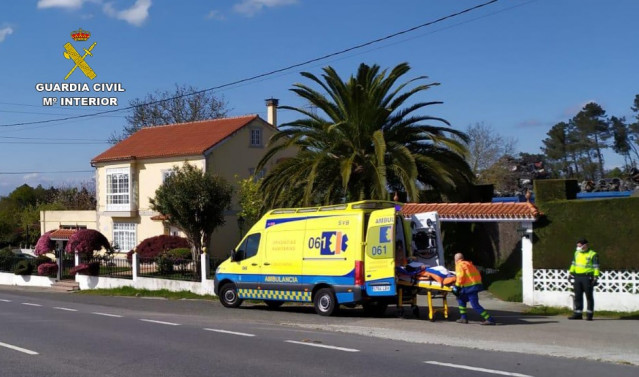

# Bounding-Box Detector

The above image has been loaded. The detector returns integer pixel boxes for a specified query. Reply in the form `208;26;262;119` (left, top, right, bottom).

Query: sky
1;0;638;196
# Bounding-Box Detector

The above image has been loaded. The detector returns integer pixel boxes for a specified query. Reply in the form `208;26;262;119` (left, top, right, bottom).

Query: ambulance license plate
371;285;390;292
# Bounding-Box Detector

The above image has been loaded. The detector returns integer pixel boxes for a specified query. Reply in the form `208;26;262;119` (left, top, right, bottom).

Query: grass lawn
77;286;217;300
487;279;522;302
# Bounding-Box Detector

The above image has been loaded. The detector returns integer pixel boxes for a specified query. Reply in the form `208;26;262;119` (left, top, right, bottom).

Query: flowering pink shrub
35;231;55;256
127;235;189;262
37;263;58;277
69;262;100;276
65;230;111;256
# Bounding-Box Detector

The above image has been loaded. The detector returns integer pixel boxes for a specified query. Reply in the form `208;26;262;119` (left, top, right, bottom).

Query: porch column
521;221;534;305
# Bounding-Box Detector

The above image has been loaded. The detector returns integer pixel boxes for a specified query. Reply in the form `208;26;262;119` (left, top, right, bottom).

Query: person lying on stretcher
395;241;455;286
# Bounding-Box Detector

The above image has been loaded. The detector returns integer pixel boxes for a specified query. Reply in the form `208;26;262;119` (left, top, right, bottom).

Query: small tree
150;163;233;263
236;175;264;231
65;229;112;257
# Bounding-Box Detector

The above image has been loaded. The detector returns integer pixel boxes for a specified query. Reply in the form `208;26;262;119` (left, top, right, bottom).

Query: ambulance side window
237;233;261;261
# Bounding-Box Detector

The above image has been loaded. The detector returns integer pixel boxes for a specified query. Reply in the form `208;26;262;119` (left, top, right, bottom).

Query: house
41;100;285;259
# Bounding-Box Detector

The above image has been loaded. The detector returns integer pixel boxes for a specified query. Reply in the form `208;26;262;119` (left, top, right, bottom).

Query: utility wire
0;0;498;128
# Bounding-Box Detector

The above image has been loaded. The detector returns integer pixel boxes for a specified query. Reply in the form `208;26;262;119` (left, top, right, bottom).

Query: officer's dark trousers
573;275;594;314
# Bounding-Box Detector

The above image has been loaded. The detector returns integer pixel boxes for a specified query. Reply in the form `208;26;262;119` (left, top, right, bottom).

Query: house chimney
265;98;279;127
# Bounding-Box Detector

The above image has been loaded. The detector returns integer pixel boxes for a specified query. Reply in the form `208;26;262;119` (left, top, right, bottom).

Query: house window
250;129;262;146
248;168;266;180
113;223;136;252
162;170;175;182
106;168;130;211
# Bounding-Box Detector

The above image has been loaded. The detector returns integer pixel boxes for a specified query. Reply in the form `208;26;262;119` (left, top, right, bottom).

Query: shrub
0;248;14;271
35;231;55;256
14;260;34;275
65;229;112;256
37;263;58;277
130;235;189;262
70;262;100;276
165;248;192;260
34;255;52;268
156;255;174;275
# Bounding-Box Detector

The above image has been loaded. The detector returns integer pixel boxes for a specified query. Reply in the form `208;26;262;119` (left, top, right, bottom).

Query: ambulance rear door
363;207;397;297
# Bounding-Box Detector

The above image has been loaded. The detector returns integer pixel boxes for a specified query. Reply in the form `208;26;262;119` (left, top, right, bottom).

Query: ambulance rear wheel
220;283;243;308
314;288;338;316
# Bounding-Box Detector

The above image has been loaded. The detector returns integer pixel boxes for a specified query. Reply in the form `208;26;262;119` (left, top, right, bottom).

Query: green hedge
534;179;579;202
534;197;639;269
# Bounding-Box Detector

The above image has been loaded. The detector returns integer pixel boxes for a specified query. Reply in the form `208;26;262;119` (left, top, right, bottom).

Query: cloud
233;0;297;17
23;173;41;181
37;0;87;9
103;0;152;26
0;27;13;43
206;10;225;20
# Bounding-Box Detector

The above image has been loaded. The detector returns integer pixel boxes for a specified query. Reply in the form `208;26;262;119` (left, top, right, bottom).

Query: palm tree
258;62;472;207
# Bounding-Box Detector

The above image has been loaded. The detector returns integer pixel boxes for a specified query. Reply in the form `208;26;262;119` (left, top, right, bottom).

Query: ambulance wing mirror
230;249;237;262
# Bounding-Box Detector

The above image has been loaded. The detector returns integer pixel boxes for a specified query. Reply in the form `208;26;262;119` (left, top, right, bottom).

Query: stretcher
395;265;455;321
397;279;452;321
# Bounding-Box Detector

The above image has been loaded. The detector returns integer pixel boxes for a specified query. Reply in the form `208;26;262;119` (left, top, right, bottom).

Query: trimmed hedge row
533;197;639;269
534;179;579;202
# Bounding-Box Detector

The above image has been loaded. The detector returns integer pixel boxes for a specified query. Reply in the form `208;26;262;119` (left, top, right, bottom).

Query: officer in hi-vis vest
568;238;600;321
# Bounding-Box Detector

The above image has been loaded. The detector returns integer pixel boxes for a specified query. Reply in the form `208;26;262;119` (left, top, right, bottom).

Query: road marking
285;340;359;353
204;328;256;337
140;319;180;326
425;361;533;377
92;312;123;318
0;341;39;355
0;299;11;302
21;303;42;307
54;307;78;312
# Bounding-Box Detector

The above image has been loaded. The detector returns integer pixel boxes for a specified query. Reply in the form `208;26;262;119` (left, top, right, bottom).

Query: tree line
0;183;96;248
541;97;639;181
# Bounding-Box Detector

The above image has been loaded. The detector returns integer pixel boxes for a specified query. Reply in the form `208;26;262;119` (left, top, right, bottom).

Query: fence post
201;247;210;284
132;252;139;282
521;221;534;306
74;251;80;267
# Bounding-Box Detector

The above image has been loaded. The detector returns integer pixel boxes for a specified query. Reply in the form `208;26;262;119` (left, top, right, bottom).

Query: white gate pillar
521;221;534;305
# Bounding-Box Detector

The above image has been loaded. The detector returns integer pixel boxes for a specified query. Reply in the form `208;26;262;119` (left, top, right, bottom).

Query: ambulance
214;200;444;316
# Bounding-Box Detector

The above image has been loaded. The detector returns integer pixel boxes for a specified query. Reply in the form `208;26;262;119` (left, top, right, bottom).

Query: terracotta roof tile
49;229;78;240
401;202;541;222
92;115;261;163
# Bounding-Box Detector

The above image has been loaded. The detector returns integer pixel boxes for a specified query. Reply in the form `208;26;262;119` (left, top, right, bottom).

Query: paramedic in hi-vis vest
453;253;496;325
568;238;600;321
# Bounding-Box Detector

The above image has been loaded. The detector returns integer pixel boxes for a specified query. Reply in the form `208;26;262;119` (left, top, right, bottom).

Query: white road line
0;299;11;302
204;328;256;337
92;312;123;318
425;361;533;377
140;319;180;326
54;307;78;312
0;341;39;355
21;303;42;307
285;340;359;353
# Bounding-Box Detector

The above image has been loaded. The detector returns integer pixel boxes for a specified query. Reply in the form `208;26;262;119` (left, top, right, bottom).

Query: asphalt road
0;287;637;377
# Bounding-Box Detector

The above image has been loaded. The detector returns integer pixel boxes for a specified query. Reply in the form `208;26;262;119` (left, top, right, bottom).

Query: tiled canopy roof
401;202;541;222
49;229;77;240
92;115;262;163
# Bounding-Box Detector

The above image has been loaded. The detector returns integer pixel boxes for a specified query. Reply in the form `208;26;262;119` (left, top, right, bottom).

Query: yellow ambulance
214;201;409;316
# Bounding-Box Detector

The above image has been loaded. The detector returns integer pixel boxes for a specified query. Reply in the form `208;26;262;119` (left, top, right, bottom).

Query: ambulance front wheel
314;288;338;316
220;283;243;308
